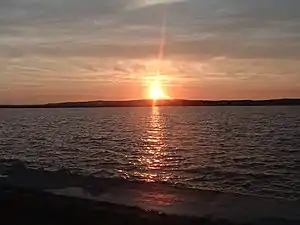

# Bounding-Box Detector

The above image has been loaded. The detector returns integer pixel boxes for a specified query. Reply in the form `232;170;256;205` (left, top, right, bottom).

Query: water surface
0;106;299;200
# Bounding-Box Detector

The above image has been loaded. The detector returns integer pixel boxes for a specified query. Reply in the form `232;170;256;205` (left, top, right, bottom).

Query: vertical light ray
146;1;171;101
157;1;168;76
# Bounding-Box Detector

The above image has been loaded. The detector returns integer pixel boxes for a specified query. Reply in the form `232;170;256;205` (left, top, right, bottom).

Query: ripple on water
0;106;299;199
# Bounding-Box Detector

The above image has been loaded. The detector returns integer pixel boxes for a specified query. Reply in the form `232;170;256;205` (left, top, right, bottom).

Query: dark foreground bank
0;184;298;225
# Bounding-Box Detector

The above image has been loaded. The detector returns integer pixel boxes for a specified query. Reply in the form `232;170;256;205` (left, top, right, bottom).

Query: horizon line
1;98;300;107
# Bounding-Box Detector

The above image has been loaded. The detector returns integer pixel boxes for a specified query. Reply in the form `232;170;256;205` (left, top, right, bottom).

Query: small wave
1;183;299;225
184;166;280;180
0;158;299;223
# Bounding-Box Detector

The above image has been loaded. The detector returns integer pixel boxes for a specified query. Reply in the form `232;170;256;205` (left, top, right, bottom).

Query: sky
0;0;300;104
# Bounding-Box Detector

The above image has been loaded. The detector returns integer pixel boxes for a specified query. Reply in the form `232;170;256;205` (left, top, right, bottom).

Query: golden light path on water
131;106;180;207
133;107;171;183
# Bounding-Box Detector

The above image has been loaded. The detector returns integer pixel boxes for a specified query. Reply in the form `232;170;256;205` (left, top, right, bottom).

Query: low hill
1;99;300;108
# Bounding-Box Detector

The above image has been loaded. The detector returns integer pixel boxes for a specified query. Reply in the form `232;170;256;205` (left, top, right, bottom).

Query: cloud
1;0;300;103
1;0;299;60
2;36;300;60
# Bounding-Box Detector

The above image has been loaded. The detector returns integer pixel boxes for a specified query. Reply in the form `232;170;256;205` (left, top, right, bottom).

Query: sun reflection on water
131;106;180;209
135;106;170;182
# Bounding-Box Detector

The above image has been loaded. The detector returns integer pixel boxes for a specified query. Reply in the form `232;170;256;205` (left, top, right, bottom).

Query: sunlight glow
149;78;169;100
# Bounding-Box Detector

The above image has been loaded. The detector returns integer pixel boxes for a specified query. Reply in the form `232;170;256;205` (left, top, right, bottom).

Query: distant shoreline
0;98;300;108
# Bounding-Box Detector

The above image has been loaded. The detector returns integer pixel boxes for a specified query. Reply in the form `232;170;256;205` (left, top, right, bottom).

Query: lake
1;106;299;201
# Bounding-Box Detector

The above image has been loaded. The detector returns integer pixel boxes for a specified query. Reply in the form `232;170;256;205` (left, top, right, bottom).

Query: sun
148;79;168;100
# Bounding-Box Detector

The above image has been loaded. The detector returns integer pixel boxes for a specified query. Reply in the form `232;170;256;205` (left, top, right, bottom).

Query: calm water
0;106;299;200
